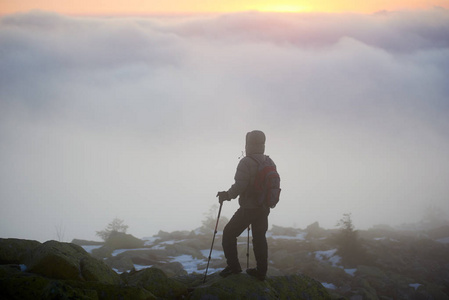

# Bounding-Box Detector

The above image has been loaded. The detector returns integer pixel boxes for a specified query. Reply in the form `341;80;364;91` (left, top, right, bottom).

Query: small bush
96;218;129;241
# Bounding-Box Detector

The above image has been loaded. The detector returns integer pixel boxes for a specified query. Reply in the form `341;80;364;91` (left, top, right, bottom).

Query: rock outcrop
104;231;145;250
0;238;332;299
27;240;120;284
0;238;41;264
189;273;331;300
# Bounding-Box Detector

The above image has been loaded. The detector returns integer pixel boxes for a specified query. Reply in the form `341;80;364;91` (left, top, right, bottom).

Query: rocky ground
80;221;449;299
0;237;330;299
1;221;448;299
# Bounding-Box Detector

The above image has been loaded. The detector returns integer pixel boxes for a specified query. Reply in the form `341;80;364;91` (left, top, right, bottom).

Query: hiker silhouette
217;130;278;281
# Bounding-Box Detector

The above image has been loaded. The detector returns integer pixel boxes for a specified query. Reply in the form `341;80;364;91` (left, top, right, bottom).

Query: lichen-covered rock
105;248;164;270
0;264;24;278
106;255;135;273
80;255;121;284
26;240;120;284
190;273;331;300
190;273;278;299
124;267;188;299
268;274;332;300
165;243;204;259
26;241;85;281
0;270;155;300
0;238;41;264
91;245;114;259
154;261;188;277
0;271;97;300
104;231;145;250
68;280;156;300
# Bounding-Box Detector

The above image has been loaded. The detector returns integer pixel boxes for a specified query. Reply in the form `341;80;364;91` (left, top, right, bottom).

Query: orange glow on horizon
1;0;448;16
256;5;310;13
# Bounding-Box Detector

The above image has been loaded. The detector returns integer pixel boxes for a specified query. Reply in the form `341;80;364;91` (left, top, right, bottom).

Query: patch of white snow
111;248;149;256
314;249;341;267
266;232;307;240
81;245;103;254
170;255;204;274
345;268;357;276
200;249;224;260
142;236;160;246
321;282;337;290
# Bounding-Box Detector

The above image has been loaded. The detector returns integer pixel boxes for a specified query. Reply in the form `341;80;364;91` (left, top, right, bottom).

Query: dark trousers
222;207;270;274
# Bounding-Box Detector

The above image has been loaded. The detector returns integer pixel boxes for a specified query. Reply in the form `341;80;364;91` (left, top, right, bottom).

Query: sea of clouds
1;9;448;242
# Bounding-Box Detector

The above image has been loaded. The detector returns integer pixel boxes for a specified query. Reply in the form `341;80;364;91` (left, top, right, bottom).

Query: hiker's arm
227;158;251;199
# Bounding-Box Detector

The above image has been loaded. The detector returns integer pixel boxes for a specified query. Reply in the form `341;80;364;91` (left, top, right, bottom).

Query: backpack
249;156;281;208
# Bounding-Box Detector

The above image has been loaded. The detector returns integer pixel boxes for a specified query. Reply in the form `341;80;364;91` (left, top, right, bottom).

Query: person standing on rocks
217;130;276;281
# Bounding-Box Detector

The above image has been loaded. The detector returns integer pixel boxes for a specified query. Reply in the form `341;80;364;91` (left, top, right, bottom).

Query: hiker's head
245;130;265;155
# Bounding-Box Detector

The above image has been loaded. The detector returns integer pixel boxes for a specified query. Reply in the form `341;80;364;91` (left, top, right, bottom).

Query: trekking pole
203;201;223;283
246;225;251;269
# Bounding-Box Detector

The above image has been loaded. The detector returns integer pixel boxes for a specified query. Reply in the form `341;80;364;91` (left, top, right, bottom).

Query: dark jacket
227;153;268;208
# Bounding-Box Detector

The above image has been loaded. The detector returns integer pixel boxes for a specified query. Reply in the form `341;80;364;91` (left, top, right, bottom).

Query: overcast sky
1;9;449;242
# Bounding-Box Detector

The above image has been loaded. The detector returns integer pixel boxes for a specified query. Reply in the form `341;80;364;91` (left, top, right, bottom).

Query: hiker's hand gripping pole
203;198;224;283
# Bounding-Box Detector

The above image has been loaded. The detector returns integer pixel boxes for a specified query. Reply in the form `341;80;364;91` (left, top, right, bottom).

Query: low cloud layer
1;9;449;242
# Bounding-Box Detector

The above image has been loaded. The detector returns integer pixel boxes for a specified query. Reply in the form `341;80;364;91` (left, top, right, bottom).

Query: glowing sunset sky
1;0;449;243
1;0;448;15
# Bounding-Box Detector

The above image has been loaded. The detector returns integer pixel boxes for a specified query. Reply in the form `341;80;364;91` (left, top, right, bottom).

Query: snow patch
81;245;103;254
169;255;205;274
142;236;160;246
200;249;224;260
134;264;152;271
345;268;357;276
266;232;307;240
111;248;149;256
321;282;337;290
315;249;341;267
409;283;421;290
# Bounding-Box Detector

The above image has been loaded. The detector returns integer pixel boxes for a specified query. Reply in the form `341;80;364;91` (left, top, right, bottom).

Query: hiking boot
219;266;242;278
246;268;266;281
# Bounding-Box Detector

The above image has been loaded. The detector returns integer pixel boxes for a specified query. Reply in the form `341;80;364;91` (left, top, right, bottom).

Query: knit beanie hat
245;130;265;155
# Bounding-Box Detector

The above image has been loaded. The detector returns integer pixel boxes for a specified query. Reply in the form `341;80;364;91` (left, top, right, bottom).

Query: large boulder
104;232;145;250
107;255;135;273
80;255;121;284
105;248;189;276
165;243;204;259
105;248;168;273
0;267;156;300
123;267;188;298
306;222;328;239
26;241;85;281
26;240;120;284
153;262;188;277
190;273;331;300
268;274;333;299
91;245;114;259
0;238;41;264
